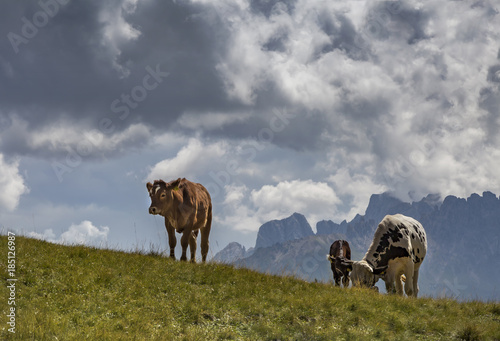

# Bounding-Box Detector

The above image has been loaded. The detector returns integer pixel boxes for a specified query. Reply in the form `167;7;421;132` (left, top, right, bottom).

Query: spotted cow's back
365;214;427;271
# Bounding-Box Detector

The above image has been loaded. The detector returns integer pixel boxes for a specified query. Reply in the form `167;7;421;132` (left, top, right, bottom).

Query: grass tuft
456;324;482;341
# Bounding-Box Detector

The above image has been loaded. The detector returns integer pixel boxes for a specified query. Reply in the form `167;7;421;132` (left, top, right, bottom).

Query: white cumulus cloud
214;180;343;233
26;229;56;241
216;184;262;233
99;0;141;77
147;138;228;181
0;154;29;211
26;220;110;248
60;220;110;246
251;179;341;230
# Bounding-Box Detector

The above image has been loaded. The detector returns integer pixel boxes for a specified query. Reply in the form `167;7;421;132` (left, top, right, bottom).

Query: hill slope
1;236;499;340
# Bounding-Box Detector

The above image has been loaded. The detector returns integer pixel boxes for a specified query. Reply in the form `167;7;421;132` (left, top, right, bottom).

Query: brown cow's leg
189;230;198;263
164;218;176;260
342;272;350;288
333;269;341;286
200;206;212;262
180;231;190;261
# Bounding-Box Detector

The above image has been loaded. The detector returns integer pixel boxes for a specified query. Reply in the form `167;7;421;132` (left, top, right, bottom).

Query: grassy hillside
1;236;499;340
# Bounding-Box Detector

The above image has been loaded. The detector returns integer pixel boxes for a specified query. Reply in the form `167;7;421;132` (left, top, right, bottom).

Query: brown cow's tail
206;204;212;231
200;203;212;262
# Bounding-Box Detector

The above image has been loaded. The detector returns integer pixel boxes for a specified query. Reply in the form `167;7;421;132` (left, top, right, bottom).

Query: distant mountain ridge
214;191;500;301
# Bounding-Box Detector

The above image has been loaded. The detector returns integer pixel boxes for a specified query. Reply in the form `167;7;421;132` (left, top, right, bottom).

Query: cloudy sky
0;0;499;254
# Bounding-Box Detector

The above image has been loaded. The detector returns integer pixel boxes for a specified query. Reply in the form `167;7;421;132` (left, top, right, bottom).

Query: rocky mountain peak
364;192;411;223
213;242;254;263
255;212;313;249
316;219;347;235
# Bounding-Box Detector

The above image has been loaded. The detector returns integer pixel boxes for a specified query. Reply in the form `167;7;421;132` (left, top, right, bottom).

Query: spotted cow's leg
403;261;415;297
384;270;397;295
412;267;420;298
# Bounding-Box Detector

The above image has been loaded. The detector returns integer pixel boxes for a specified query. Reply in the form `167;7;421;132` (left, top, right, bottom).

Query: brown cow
326;240;351;287
146;178;212;262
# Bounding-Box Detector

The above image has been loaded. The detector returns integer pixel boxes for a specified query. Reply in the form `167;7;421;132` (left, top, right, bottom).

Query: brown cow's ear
169;178;181;190
147;182;153;192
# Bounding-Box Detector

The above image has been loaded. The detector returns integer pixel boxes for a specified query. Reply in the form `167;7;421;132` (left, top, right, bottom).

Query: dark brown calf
326;240;351;287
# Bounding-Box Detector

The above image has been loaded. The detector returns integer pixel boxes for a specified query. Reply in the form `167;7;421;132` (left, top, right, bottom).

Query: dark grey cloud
479;60;500;142
262;30;289;53
202;108;332;152
0;0;438;161
249;0;297;18
316;12;372;61
487;65;500;83
471;0;499;17
1;1;114;122
365;1;432;44
117;1;238;121
479;86;500;142
0;1;240;147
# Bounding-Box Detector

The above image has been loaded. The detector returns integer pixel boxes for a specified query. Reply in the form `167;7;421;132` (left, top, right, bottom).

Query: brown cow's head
146;179;182;216
334;256;351;274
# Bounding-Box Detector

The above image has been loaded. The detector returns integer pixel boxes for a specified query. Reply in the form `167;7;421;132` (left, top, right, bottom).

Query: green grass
1;236;499;340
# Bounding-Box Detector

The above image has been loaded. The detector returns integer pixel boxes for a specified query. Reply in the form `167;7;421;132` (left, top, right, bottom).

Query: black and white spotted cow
341;214;427;297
